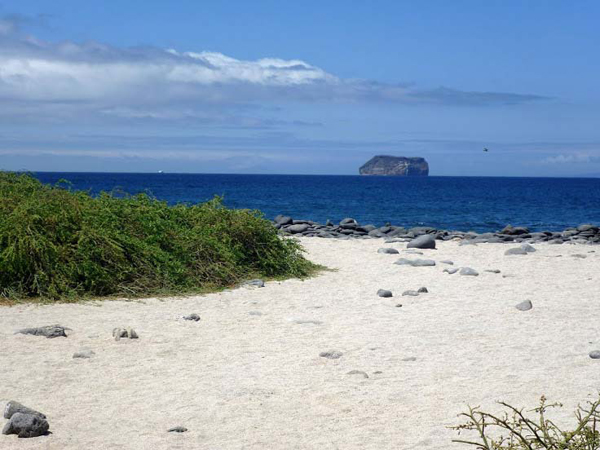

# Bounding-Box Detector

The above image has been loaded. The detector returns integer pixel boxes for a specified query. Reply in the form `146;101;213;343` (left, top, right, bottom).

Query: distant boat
157;170;164;174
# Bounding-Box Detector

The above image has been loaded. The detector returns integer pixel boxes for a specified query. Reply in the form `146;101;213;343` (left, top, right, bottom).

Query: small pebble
319;350;343;359
515;300;533;311
346;370;369;379
417;287;428;293
168;426;188;433
395;303;403;308
182;314;200;321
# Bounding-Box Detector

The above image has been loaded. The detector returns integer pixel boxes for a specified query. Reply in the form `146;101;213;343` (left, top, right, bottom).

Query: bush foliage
453;395;600;449
0;172;317;301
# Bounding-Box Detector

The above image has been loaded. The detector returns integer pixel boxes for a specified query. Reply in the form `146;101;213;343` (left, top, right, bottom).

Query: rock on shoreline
273;217;600;245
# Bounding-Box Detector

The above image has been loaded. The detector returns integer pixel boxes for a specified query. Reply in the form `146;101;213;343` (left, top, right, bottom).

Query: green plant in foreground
0;172;319;302
452;395;600;449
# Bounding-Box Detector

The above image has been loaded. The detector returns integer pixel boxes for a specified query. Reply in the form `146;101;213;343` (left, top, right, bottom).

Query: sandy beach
1;237;599;449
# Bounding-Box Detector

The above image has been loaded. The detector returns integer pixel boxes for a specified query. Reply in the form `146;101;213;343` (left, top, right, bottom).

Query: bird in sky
483;147;489;152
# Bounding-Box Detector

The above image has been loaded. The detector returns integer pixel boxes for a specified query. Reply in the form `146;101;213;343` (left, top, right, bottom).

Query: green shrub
0;172;318;301
452;395;600;449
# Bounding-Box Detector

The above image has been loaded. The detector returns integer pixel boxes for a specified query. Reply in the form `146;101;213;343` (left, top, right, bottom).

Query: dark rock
417;287;428;293
168;426;188;433
368;229;386;238
589;351;600;359
572;254;587;259
394;258;436;267
459;267;479;276
377;289;393;298
485;269;501;274
578;224;598;232
515;300;533;311
182;313;201;321
402;290;419;297
377;247;399;254
112;327;138;341
395;303;403;307
407;234;436;249
505;247;528;256
359;155;429;176
346;370;369;379
2;413;49;438
73;349;95;359
501;225;530;235
319;350;343;359
15;325;70;339
274;215;293;226
340;218;358;226
325;219;333;227
288;224;310;234
4;402;46;420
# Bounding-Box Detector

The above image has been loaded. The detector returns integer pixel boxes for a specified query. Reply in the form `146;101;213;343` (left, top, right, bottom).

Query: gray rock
112;327;138;341
319;350;343;359
291;319;323;325
288;224;310;234
572;254;587;259
444;268;459;274
394;258;436;267
505;247;528;256
4;401;46;420
440;260;454;265
417;287;428;293
183;313;201;321
274;215;293;226
377;289;393;298
346;370;369;379
73;349;95;359
407;234;436;249
168;426;188;433
520;243;536;253
2;413;49;438
15;325;70;339
244;279;265;288
589;351;600;359
459;267;479;276
340;218;358;227
402;290;419;297
515;300;533;311
485;269;501;274
404;250;424;255
501;225;530;235
248;311;263;316
377;247;399;254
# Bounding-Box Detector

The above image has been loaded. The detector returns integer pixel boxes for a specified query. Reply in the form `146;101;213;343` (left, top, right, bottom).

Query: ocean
33;172;600;233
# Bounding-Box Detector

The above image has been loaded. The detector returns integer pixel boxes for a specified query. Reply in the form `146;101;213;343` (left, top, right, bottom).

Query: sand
1;238;599;449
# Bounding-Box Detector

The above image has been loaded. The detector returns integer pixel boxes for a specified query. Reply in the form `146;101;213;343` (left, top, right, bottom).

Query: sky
0;1;599;176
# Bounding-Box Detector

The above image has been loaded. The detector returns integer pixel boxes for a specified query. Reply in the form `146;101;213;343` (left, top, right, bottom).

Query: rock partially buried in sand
407;234;436;249
394;258;436;267
418;287;428;293
15;325;70;339
485;269;501;274
377;289;393;298
182;314;201;321
459;267;479;276
346;370;369;379
402;290;419;297
244;279;265;288
319;350;343;359
2;413;49;438
112;327;138;341
505;247;528;256
440;260;454;265
589;351;600;359
377;247;399;254
168;426;188;433
73;349;95;359
520;243;536;253
444;268;459;274
515;300;533;311
4;401;46;420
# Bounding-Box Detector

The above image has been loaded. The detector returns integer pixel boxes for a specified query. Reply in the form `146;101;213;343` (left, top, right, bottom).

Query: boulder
377;289;393;298
406;234;436;250
4;401;46;420
501;225;530;235
274;215;293;226
288;224;310;234
2;413;49;438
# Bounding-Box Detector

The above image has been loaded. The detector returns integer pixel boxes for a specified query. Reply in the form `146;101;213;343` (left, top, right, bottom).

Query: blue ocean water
33;172;600;232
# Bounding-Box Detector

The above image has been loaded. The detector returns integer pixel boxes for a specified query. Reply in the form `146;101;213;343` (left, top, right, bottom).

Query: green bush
452;395;600;449
0;172;317;301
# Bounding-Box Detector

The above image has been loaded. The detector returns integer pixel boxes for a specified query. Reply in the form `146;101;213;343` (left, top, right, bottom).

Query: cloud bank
0;14;549;125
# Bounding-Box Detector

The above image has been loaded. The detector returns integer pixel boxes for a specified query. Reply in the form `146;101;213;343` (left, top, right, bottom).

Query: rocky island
359;155;429;176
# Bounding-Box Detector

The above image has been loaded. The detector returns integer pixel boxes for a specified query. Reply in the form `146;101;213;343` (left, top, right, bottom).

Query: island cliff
359;155;429;176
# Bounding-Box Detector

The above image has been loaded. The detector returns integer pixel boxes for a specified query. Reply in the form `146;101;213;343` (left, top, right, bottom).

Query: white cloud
542;152;600;164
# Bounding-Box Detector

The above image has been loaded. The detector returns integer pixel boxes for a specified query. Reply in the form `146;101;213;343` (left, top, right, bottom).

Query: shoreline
274;215;600;244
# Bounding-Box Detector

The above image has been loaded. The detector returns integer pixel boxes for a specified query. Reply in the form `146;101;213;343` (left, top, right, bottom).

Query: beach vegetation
0;172;318;302
452;395;600;449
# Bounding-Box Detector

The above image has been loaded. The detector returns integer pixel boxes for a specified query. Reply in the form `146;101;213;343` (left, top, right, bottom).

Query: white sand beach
1;238;599;449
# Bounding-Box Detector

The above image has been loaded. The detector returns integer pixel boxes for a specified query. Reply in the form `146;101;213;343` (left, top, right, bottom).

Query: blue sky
0;1;599;176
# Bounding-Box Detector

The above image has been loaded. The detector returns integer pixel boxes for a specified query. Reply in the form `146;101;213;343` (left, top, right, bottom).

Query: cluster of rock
2;402;49;438
274;216;600;245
